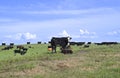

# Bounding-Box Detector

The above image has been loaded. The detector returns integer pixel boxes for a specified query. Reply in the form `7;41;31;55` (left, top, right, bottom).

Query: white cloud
23;32;37;40
107;30;120;35
70;29;97;39
5;32;37;40
79;29;96;35
58;30;70;37
49;29;97;40
80;29;89;35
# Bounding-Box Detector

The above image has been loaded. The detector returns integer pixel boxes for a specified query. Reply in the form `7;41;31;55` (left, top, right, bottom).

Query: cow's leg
52;46;54;53
55;46;56;53
52;46;56;53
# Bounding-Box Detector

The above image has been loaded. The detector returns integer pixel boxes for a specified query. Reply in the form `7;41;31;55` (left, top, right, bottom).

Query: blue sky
0;0;120;44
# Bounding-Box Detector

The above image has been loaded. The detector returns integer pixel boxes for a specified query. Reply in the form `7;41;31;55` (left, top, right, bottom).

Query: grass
0;44;120;78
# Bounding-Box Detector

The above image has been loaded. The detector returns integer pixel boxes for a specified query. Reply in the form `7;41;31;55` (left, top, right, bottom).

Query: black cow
27;42;30;44
50;37;72;53
2;45;14;50
38;42;41;44
14;48;28;55
2;43;6;46
76;42;85;46
10;43;14;46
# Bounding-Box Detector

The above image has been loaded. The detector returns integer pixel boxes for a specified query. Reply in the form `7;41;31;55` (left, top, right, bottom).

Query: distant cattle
17;45;24;49
37;42;41;44
95;42;118;45
2;43;6;46
76;42;85;46
2;45;14;50
87;42;92;44
44;42;47;44
10;43;14;46
27;42;30;44
50;37;72;53
70;42;85;46
70;42;76;45
101;42;118;45
94;43;103;45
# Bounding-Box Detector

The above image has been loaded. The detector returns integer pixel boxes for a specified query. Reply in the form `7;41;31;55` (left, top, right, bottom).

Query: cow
2;43;6;46
50;37;72;53
76;42;85;46
61;46;73;54
14;48;28;55
2;45;14;50
27;42;30;44
38;41;41;44
10;43;14;46
17;45;24;49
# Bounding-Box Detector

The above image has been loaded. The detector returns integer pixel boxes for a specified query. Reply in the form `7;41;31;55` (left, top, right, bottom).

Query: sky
0;0;120;44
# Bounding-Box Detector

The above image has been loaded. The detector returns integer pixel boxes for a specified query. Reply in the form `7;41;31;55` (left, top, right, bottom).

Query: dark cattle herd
0;38;120;55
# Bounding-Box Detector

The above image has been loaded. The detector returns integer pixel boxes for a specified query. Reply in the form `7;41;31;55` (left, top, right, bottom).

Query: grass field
0;44;120;78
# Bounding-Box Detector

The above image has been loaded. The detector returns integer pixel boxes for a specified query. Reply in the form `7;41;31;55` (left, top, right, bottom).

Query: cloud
80;29;96;35
23;32;37;40
49;29;97;41
49;30;70;38
70;29;97;39
5;32;37;40
58;30;70;37
80;29;89;35
107;30;120;36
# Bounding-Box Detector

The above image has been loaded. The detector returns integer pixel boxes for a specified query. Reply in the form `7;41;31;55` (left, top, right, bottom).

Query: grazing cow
14;48;28;55
50;37;72;53
17;45;24;49
23;48;28;51
2;45;14;50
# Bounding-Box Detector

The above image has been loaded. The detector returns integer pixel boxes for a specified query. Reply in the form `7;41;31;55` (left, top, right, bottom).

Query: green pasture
0;44;120;78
